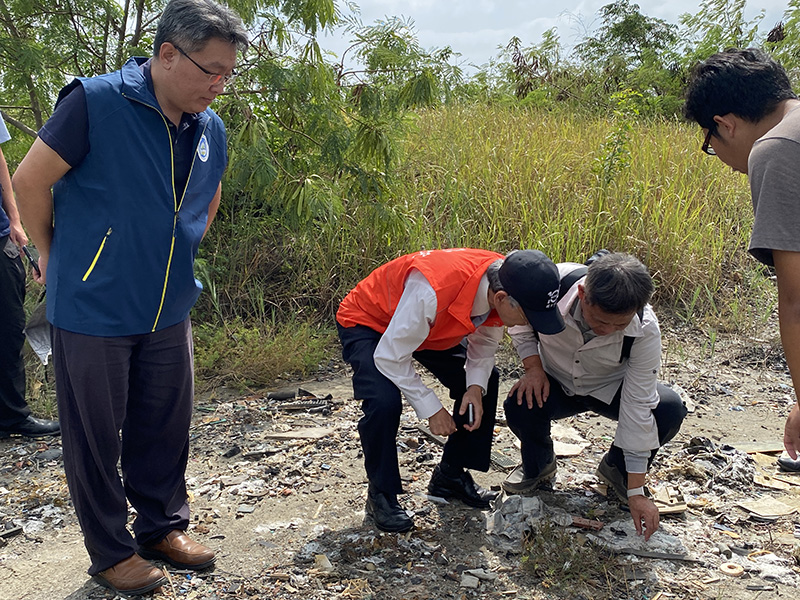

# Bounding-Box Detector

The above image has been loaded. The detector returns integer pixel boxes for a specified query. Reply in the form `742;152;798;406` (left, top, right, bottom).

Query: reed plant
391;104;757;319
22;103;771;405
186;103;765;387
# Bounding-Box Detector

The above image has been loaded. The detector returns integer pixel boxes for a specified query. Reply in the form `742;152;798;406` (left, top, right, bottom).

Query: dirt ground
1;317;799;600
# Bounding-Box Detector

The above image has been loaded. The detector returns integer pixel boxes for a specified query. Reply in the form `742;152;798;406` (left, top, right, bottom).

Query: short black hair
684;48;797;130
154;0;248;56
583;253;653;315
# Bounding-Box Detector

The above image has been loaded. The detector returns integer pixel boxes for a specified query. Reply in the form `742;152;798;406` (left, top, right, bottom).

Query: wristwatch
626;486;645;498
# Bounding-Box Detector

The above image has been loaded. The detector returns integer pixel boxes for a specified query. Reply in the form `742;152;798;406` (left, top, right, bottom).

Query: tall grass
200;104;760;323
190;103;763;385
393;105;754;311
23;103;766;406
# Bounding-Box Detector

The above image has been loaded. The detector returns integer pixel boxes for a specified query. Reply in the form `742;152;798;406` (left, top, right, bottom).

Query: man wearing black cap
336;248;563;532
503;252;686;541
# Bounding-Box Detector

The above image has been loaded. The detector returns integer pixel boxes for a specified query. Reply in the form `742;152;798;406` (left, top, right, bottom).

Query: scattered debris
4;328;800;599
263;427;334;440
736;496;797;519
720;562;744;577
651;485;688;514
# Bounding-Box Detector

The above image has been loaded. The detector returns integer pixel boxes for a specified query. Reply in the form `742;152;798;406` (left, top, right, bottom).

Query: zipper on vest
151;118;213;332
122;92;215;332
81;228;112;281
152;213;179;331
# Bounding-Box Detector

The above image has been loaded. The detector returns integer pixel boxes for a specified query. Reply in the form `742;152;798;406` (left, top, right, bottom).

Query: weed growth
22;104;769;398
193;318;334;392
521;519;622;598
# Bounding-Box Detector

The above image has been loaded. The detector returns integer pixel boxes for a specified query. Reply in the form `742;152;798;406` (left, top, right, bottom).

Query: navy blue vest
48;57;227;336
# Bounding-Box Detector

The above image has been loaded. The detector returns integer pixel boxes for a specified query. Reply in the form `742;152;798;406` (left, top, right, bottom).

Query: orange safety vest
336;248;505;351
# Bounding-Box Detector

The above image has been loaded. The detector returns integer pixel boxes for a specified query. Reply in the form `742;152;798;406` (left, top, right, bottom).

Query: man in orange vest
336;248;564;532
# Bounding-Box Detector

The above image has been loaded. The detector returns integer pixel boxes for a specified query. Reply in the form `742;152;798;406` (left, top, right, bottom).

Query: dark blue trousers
504;373;686;482
337;324;498;495
53;319;194;575
0;236;31;427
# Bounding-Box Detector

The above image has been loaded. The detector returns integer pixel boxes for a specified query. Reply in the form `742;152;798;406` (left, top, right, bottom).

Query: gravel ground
1;319;799;600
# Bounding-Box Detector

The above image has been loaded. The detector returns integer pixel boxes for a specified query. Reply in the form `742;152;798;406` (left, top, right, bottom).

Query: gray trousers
53;318;194;575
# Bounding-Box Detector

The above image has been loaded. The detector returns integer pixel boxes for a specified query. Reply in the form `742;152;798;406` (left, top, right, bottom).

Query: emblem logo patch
197;134;210;163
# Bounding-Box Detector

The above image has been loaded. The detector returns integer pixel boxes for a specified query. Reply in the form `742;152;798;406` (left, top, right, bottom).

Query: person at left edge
0;112;60;439
336;248;565;532
12;0;248;596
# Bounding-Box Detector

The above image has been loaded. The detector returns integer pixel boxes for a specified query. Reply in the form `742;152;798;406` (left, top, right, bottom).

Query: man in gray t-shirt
749;106;800;264
684;48;800;463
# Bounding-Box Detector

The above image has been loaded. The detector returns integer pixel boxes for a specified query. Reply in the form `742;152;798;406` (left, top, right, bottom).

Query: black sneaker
595;455;631;503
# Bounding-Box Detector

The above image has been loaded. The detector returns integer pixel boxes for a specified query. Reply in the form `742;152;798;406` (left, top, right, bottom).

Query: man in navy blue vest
12;1;247;595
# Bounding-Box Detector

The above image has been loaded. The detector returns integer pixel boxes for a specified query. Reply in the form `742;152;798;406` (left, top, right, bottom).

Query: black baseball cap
499;250;565;334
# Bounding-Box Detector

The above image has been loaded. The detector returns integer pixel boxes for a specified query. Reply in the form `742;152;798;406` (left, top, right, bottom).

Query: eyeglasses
701;127;716;156
174;44;236;85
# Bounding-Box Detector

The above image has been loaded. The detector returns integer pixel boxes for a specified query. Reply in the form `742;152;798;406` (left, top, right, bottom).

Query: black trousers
503;373;686;481
0;236;31;427
337;323;498;495
53;319;194;575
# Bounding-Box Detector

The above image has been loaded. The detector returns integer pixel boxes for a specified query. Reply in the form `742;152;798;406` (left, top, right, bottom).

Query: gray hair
583;253;653;314
486;255;521;310
486;259;505;293
154;0;248;56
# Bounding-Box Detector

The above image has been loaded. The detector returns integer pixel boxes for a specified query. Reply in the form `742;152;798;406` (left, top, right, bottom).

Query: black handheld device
22;245;40;277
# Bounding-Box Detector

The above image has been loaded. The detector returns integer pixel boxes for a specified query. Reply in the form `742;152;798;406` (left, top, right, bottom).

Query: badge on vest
197;134;210;163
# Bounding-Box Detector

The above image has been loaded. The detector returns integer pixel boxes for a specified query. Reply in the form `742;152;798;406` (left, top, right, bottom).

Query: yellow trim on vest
152;111;177;332
81;228;112;281
151;117;212;332
152;218;177;332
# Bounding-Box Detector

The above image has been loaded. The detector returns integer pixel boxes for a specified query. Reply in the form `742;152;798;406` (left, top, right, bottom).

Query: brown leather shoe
138;530;216;570
94;554;166;596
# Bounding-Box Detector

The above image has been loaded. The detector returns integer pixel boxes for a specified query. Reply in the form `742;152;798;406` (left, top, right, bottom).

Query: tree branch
1;110;37;138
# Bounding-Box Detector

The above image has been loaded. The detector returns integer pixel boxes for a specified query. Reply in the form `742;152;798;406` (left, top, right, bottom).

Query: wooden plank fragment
263;427;334;440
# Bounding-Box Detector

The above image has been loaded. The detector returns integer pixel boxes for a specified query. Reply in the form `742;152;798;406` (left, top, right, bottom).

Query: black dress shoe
427;464;499;509
0;416;60;439
365;485;413;532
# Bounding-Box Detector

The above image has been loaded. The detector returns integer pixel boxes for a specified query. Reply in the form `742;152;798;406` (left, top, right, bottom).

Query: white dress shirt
372;269;504;420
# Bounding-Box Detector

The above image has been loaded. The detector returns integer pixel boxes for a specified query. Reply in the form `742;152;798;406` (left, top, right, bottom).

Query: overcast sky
324;0;790;70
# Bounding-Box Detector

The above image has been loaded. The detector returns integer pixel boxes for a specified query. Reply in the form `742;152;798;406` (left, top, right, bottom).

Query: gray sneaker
501;459;557;495
595;455;628;502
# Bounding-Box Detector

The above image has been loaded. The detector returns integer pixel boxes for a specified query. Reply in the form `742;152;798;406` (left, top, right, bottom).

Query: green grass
202;104;758;320
394;105;753;309
520;519;623;598
22;103;772;405
192;317;335;392
195;103;771;385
